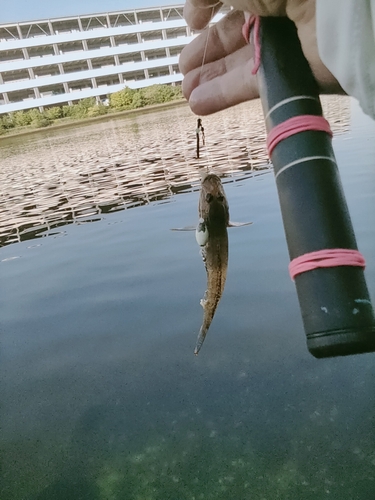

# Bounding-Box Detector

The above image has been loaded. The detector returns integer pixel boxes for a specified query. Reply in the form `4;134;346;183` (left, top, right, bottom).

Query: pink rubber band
240;22;364;282
289;249;366;280
267;115;332;156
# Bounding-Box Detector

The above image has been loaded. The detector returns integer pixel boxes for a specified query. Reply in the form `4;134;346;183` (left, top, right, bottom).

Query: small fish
195;174;252;355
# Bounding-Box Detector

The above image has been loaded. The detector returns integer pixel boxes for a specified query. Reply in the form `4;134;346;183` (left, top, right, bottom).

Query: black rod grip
256;17;375;357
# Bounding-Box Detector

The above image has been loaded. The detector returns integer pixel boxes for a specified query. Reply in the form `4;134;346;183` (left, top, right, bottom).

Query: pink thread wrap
241;20;366;282
267;115;332;155
289;249;366;280
266;116;364;279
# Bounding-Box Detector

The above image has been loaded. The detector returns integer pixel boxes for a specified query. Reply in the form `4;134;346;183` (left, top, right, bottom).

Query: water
1;97;375;500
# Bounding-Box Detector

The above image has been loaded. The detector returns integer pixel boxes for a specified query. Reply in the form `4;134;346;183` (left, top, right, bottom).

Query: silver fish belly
194;174;229;355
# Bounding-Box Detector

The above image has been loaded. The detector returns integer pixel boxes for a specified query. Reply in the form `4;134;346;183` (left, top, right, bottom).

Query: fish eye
206;193;213;203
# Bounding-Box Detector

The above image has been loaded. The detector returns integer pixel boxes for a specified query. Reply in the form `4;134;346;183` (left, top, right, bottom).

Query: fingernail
189;87;206;107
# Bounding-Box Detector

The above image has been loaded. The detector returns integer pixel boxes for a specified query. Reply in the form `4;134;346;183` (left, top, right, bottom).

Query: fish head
199;174;229;226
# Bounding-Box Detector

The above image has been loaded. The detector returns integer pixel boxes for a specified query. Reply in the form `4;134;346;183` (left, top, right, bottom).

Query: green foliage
87;104;109;117
69;98;97;119
140;84;182;105
0;84;182;135
109;84;182;111
45;106;63;120
140;86;161;106
78;97;97;109
0;114;15;134
29;109;43;121
6;109;51;128
109;87;138;110
130;91;145;109
30;115;51;128
61;105;74;118
12;110;33;127
61;100;107;119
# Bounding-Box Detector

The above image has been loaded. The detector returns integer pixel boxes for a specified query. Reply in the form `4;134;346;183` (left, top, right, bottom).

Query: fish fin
228;221;253;227
194;326;207;355
200;291;208;309
195;220;209;246
170;226;196;231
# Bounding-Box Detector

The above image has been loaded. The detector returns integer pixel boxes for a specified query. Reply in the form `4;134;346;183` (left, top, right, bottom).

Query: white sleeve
316;0;375;120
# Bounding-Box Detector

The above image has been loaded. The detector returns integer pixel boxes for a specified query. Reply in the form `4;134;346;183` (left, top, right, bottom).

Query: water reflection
3;95;373;500
0;96;349;247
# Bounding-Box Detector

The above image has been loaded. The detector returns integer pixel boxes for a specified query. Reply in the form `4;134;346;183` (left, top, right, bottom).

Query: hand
179;0;343;115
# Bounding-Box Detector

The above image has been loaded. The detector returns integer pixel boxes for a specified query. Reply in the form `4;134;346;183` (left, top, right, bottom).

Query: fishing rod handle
256;17;375;358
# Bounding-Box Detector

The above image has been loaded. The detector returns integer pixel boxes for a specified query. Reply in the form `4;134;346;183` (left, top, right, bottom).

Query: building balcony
0;36;195;73
1;73;182;113
0;56;180;94
0;19;190;51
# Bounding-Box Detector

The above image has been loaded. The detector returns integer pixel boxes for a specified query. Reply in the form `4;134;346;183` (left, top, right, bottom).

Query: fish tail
194;325;207;355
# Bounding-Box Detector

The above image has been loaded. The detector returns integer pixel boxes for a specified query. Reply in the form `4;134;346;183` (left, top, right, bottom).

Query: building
0;4;228;115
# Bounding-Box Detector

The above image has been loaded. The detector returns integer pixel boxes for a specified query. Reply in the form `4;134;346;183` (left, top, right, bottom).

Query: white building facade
0;4;227;114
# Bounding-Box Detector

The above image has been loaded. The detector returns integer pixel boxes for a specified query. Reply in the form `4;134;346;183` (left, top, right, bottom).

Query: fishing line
196;6;215;168
192;0;219;88
199;33;209;86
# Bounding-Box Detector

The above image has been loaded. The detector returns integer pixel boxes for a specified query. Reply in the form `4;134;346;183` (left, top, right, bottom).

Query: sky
1;0;181;24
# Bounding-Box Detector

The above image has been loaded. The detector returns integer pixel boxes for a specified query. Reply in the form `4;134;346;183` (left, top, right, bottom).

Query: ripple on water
0;97;350;247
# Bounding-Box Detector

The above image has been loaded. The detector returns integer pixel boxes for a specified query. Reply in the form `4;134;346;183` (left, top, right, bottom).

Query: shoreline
0;99;188;141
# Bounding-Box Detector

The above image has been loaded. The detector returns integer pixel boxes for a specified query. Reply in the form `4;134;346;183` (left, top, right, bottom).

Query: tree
109;87;137;110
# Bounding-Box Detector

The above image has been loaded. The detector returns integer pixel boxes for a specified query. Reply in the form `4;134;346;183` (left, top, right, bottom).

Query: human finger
182;47;259;115
221;0;286;16
182;43;253;98
179;9;246;76
183;0;223;30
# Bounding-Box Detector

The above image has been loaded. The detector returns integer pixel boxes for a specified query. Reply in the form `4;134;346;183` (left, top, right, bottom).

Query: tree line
0;84;183;135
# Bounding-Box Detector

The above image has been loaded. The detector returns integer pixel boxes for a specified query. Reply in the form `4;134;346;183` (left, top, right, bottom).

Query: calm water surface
1;98;375;500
